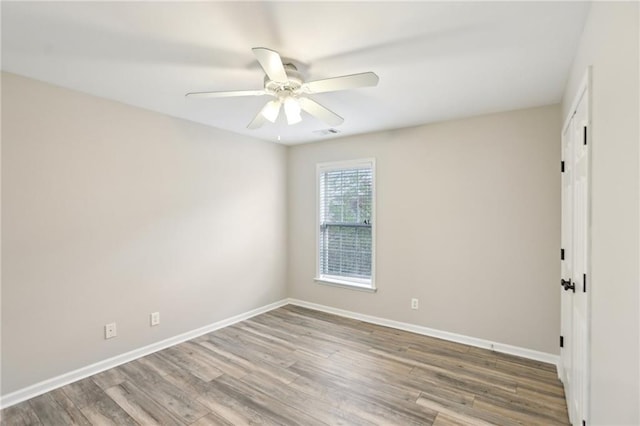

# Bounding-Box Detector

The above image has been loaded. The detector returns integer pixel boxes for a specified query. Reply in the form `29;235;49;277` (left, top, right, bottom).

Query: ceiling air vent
313;128;340;136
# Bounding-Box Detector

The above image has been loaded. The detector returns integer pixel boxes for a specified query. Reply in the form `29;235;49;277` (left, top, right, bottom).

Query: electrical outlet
411;298;419;310
105;323;117;339
150;312;160;326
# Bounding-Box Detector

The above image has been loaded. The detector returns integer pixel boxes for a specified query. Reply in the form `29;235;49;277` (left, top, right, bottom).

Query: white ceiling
1;1;589;145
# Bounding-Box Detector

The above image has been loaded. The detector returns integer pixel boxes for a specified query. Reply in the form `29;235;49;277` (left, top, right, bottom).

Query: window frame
314;158;376;292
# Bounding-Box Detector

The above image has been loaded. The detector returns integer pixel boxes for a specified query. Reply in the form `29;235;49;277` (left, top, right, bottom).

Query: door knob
561;278;575;292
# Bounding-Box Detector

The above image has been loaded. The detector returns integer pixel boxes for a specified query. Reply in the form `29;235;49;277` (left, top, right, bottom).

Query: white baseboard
287;298;560;367
0;299;289;409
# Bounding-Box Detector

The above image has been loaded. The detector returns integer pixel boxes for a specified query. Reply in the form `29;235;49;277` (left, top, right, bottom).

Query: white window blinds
318;160;374;286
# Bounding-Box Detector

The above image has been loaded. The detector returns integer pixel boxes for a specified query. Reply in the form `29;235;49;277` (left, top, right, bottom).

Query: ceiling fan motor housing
264;63;303;96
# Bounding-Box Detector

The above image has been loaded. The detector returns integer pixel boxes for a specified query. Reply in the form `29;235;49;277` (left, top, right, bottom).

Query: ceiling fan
186;47;379;129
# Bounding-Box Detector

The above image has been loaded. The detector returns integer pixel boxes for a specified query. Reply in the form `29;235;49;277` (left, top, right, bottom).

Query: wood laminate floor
1;305;570;425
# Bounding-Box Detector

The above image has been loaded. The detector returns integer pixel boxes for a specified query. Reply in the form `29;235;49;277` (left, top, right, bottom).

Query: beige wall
1;72;288;394
288;105;561;354
563;2;640;424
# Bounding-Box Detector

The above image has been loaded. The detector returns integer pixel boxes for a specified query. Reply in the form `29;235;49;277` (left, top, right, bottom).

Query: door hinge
583;126;588;145
561;248;565;260
561;161;565;172
560;335;564;348
583;273;587;292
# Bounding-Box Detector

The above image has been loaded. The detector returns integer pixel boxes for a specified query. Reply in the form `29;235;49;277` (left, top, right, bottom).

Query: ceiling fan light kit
261;100;281;123
283;97;302;125
186;47;379;130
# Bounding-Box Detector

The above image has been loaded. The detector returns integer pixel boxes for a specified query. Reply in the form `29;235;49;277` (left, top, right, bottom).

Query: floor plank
28;392;90;426
104;381;186;426
1;304;569;425
1;402;43;426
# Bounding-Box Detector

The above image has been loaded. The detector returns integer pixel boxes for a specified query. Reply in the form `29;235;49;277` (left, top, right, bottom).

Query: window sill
314;277;377;293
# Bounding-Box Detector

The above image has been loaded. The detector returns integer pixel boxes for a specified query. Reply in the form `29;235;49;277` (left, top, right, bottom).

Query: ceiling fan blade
247;110;268;130
252;47;289;83
303;72;379;94
299;97;344;126
186;89;266;98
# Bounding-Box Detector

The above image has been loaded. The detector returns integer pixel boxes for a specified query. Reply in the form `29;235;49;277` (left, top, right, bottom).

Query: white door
571;88;590;424
560;72;590;425
560;116;574;406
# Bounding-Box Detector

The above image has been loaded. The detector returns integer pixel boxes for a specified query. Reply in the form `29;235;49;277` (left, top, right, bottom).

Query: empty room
1;1;638;425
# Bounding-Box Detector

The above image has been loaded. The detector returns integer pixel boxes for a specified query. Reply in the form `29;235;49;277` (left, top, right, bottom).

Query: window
316;159;375;291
